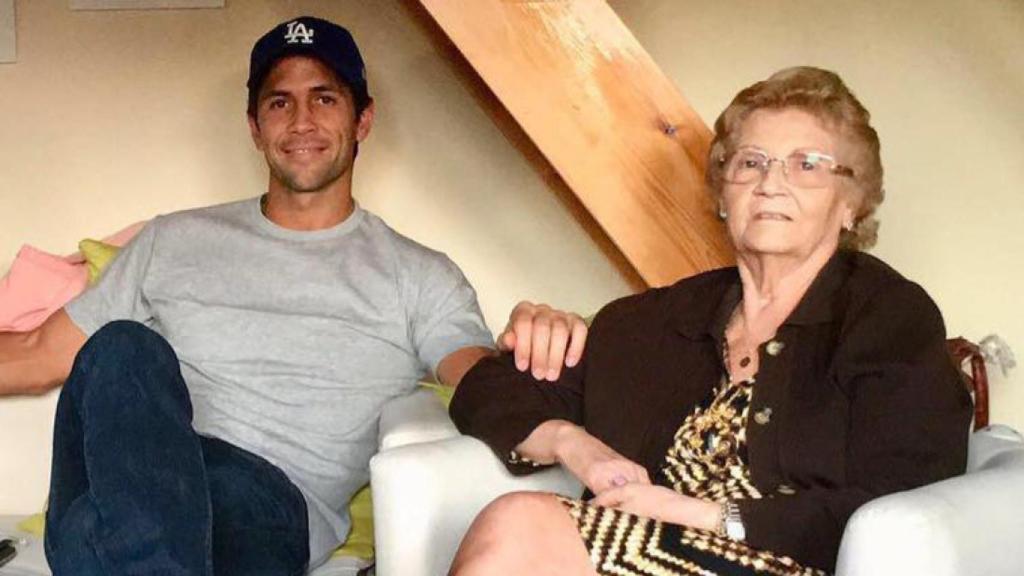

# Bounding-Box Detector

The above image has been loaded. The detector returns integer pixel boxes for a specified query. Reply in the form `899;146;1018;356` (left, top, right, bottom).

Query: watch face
726;518;746;541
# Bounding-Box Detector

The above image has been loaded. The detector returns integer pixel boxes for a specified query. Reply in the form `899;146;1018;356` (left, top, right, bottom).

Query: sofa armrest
835;427;1024;576
377;387;459;452
370;434;583;576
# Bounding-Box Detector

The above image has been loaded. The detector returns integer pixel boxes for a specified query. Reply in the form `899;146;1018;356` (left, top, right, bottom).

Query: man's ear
355;99;376;142
247;113;265;152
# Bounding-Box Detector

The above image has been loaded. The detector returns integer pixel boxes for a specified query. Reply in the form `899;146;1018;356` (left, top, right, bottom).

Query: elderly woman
447;67;972;576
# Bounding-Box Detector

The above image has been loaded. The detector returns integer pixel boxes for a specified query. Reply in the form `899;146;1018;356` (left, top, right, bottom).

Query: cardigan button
753;407;773;425
765;340;785;356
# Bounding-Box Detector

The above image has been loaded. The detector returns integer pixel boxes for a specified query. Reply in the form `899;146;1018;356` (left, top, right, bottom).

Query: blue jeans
45;321;309;576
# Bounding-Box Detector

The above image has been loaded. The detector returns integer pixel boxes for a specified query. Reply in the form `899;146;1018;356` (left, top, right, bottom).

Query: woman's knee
451;492;566;574
485;491;559;521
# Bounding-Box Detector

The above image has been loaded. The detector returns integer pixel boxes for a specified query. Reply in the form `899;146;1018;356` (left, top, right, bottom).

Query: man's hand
498;301;587;381
590;484;722;530
549;422;650;495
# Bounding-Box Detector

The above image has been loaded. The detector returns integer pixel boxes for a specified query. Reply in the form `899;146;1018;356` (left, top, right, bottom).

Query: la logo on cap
284;21;314;45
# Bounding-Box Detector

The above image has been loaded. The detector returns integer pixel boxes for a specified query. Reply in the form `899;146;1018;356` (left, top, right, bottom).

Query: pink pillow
0;221;147;332
0;246;88;332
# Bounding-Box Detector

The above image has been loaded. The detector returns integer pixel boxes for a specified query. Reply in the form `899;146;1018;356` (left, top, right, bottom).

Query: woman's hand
590;484;722;530
551;423;651;494
516;421;650;494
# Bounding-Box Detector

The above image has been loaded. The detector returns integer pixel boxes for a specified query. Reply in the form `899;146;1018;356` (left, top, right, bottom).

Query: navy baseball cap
247;16;370;113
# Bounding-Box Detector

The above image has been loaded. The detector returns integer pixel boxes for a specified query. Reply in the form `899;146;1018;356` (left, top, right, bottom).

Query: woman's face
721;107;858;261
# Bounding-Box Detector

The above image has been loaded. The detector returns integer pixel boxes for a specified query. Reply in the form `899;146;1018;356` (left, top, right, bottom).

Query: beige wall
1;0;1021;513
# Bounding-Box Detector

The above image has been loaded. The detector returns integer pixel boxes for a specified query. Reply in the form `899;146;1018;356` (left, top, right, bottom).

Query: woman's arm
450;349;587;475
517;419;650;494
591;483;723;530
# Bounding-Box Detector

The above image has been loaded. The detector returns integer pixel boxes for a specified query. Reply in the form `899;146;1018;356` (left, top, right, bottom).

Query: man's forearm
0;330;56;395
0;309;86;396
435;345;496;388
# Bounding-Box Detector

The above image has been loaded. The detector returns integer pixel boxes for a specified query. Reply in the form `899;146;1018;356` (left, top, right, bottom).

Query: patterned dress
559;375;827;576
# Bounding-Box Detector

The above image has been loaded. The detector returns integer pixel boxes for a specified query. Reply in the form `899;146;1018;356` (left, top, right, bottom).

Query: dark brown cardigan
450;250;972;572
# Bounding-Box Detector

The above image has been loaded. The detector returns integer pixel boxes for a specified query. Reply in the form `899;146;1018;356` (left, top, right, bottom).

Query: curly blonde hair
706;67;883;250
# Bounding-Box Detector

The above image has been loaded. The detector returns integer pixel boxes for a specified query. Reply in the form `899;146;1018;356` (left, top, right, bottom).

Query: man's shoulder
150;198;252;230
359;209;456;270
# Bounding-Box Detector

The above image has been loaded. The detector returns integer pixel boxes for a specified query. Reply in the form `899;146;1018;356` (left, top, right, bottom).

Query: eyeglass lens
724;151;837;187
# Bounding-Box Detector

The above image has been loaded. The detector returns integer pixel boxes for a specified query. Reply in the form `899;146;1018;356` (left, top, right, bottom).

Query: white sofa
5;388;1021;575
370;389;1024;576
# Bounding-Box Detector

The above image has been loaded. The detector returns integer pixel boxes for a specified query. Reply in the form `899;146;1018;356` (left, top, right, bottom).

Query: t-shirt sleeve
406;254;493;374
65;220;159;336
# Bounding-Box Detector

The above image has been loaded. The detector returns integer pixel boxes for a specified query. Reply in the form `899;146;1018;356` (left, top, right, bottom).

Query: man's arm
436;346;494;387
0;309;86;396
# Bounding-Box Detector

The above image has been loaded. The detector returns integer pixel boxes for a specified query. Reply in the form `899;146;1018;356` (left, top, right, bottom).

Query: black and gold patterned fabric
560;376;826;576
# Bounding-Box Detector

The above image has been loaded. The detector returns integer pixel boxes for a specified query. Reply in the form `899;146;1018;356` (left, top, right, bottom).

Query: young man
0;17;584;575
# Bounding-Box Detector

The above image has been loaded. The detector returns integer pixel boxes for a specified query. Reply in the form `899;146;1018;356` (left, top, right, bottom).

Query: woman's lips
753;211;792;221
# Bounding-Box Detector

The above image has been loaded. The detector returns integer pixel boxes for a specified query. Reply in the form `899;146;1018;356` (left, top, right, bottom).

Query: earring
843;220;855;232
719;207;728;220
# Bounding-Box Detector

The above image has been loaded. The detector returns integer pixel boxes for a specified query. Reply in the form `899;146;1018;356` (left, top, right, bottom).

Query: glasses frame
719;148;855;188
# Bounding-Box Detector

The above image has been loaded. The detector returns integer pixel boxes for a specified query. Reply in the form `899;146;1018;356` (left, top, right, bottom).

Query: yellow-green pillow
420;381;455;407
78;239;121;285
332;484;374;559
17;512;44;535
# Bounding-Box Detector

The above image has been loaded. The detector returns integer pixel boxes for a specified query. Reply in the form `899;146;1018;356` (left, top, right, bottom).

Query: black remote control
0;538;16;568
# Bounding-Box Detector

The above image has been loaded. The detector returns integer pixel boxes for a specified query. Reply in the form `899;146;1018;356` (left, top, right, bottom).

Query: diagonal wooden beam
417;0;732;287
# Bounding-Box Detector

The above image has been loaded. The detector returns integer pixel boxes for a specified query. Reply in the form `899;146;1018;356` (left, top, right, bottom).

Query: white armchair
0;388;458;576
370;390;1024;576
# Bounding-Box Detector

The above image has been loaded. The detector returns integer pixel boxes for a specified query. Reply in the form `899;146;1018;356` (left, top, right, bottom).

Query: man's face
248;56;374;195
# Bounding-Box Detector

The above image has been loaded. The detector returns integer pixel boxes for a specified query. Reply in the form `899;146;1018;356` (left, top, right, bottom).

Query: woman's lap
560;497;822;576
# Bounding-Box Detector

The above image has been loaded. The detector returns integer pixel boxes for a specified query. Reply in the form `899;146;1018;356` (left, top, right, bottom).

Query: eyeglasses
720;148;855;188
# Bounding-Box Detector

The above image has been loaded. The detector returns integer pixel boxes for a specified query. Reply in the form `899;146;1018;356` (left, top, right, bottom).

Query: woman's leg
449;491;598;576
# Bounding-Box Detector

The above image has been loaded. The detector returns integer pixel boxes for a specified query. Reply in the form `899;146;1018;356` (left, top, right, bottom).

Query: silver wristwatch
720;500;746;541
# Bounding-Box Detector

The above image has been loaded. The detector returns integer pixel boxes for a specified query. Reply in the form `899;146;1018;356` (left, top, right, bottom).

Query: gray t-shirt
66;197;493;565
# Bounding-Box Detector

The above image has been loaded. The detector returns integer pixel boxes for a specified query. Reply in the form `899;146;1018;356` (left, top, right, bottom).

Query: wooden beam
417;0;732;287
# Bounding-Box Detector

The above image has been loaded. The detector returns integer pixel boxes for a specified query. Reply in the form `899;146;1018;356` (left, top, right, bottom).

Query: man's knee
66;320;187;412
80;321;175;364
